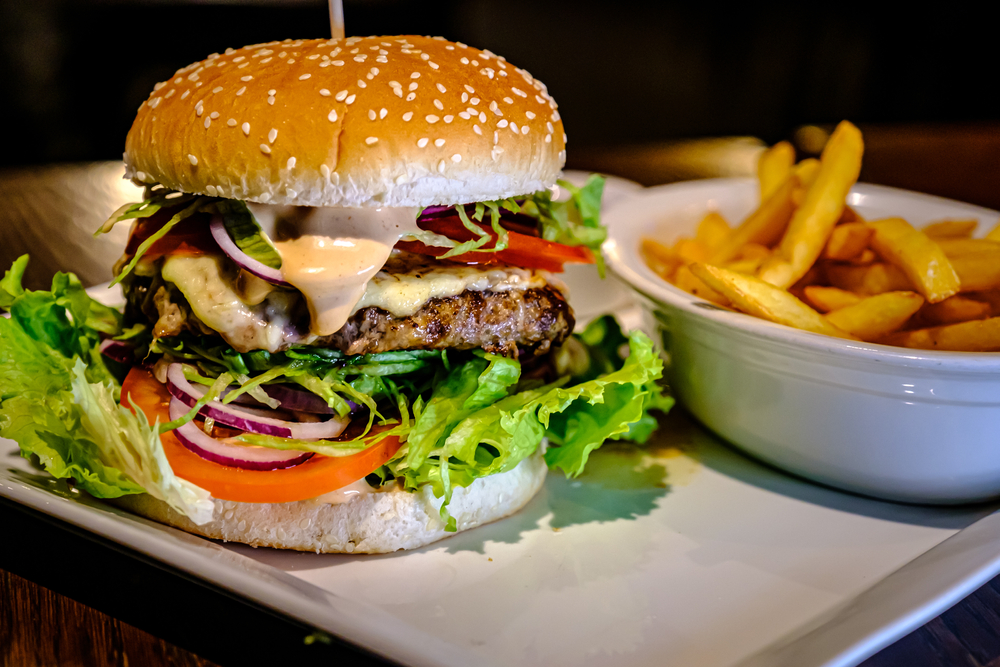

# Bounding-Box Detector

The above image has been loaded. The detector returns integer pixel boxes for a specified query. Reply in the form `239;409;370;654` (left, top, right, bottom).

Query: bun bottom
114;450;547;553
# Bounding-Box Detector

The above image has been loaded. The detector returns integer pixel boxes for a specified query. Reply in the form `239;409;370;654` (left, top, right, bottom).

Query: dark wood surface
4;123;1000;666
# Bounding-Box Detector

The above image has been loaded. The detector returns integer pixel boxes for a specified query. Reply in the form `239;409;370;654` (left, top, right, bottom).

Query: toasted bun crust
114;449;547;553
124;36;567;207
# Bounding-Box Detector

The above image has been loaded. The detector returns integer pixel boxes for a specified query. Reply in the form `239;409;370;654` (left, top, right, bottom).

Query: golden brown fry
673;238;711;264
839;206;865;225
794;158;821;190
824;261;913;295
802;285;863;313
824;291;924;340
922;220;979;239
934;238;1000;256
695;212;732;251
640;237;681;280
758;121;865;289
737;243;771;260
984;218;1000;242
950;252;1000;292
758;141;796;201
866;217;960;303
690;263;856;339
881;316;1000;351
823;222;874;261
724;257;767;275
674;264;729;306
710;176;798;264
918;295;992;326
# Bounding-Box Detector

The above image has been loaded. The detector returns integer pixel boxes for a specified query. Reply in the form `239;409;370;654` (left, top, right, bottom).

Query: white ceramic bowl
605;178;1000;504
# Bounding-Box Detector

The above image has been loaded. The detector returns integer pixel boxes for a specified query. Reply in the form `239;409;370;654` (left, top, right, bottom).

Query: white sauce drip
310;477;375;505
270;206;423;336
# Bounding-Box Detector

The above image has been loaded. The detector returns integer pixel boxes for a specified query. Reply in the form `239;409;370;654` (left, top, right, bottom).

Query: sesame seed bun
124;36;567;208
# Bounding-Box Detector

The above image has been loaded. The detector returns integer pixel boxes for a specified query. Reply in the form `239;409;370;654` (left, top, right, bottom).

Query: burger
0;35;670;553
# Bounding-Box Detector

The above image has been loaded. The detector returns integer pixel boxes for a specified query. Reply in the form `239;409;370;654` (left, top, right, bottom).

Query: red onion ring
166;364;349;440
168;398;312;470
208;215;290;286
99;339;134;364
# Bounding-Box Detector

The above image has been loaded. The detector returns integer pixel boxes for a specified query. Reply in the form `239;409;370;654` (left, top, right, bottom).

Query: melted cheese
272;206;423;336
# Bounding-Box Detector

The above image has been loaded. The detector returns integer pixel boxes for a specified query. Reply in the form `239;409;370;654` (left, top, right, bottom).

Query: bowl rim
604;177;1000;373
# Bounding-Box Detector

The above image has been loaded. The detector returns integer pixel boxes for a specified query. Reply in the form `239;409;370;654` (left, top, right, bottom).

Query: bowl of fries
605;121;1000;504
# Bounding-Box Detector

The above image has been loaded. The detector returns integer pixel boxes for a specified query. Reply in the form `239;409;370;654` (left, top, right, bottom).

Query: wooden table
4;124;1000;666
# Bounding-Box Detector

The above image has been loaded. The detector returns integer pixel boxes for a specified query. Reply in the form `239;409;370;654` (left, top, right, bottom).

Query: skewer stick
329;0;345;39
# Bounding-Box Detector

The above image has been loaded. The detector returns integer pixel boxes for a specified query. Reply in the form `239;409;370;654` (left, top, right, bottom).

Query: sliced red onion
99;339;134;364
168;398;312;470
166;364;349;439
180;373;344;415
209;215;290;286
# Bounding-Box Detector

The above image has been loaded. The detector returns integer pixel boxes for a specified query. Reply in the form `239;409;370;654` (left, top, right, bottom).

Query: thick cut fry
710;176;798;264
803;285;863;313
934;238;1000;256
984;218;1000;242
724;257;767;275
922;220;979;239
674;264;729;305
824;291;924;340
758;121;864;289
758;141;795;201
824;262;913;295
695;212;732;251
839;206;865;225
690;263;856;339
881;316;1000;351
794;158;821;190
823;222;873;261
640;237;682;279
737;243;771;260
866;217;960;303
919;295;992;326
950;252;1000;292
673;238;711;264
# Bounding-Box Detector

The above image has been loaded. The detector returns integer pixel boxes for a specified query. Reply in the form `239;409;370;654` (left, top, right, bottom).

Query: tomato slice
396;215;594;272
125;212;216;260
121;368;401;503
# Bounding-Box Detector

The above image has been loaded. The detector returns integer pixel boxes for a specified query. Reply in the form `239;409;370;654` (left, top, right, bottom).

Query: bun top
124;36;567;207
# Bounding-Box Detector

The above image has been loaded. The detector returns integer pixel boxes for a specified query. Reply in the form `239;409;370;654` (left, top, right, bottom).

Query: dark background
0;0;997;168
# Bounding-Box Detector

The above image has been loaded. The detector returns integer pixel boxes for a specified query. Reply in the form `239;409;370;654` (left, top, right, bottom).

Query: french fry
674;264;729;306
922;220;979;239
758;121;864;289
673;238;711;264
984;218;1000;242
824;261;913;295
710;176;798;264
950;252;1000;292
823;222;873;261
933;237;1000;256
793;158;821;190
843;248;877;265
866;217;960;303
725;257;767;275
918;295;992;326
695;212;732;251
736;243;771;260
690;263;856;339
824;291;924;340
839;206;865;225
881;316;1000;352
803;285;863;313
640;238;681;279
758;141;795;201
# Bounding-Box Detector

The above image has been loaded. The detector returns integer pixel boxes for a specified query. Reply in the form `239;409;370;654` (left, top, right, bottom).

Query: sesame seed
429;62;439;69
433;99;444;110
452;154;462;163
435;83;447;93
409;82;418;91
268;128;278;143
522;126;529;135
287;59;295;64
444;115;454;123
563;132;568;142
459;112;470;120
406;93;416;101
366;136;378;145
328;109;338;122
380;107;387;119
267;96;275;105
494;131;499;144
320;88;331;96
510;122;519;133
490;101;502;116
358;79;368;88
241;75;253;82
213;86;224;93
195;103;204;116
545;134;552;143
546;121;554;132
354;56;366;62
370;67;379;76
236;87;246;96
418;138;429;147
268;89;277;96
464;85;475;93
333;60;344;66
148;97;161;109
426;115;439;123
286;188;297;198
260;144;271;154
498;119;509;128
395;174;409;184
210;111;219;119
461;57;470;64
335;90;348;101
259;192;271;202
206;185;217;196
188;154;198;165
368;109;376;120
503;97;514;104
435;138;445;147
376;56;387;63
320;164;331;179
479;112;487;123
165;89;175;99
411;72;420;79
136;171;147;181
204;118;211;128
438;160;446;173
526;111;536;119
473;125;482;135
242;122;250;135
227;118;237;126
403;111;413;121
470;97;481;105
345;94;356;104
